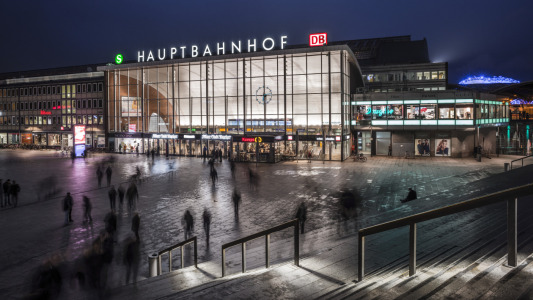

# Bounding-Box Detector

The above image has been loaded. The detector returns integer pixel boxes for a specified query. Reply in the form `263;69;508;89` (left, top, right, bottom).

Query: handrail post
294;220;300;267
265;234;270;268
158;255;162;276
169;251;172;273
181;246;184;269
194;237;198;268
358;234;364;281
508;198;518;267
242;243;246;273
222;249;226;277
409;223;417;276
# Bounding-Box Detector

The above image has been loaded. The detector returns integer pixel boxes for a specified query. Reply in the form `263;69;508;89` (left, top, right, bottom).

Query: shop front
111;132;146;153
231;135;280;163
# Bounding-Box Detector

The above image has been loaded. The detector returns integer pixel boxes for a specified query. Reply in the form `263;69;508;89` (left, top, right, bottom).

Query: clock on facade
255;86;273;105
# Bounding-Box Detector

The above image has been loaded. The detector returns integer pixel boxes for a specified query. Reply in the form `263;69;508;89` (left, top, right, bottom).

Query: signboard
40;110;51;115
74;125;86;145
435;139;451;156
128;124;137;132
241;137;255;142
201;134;232;141
97;136;105;147
121;97;140;116
287;135;293;141
183;135;196;139
309;33;327;47
74;144;86;157
153;134;178;139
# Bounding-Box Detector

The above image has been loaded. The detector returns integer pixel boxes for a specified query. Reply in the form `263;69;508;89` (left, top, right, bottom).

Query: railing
221;219;299;277
357;183;533;282
155;236;198;276
510;154;533;170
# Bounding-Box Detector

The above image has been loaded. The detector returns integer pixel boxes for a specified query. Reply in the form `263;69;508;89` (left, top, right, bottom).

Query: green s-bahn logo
115;54;124;64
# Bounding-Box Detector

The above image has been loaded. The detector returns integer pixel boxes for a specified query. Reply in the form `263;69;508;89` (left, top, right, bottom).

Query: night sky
1;0;532;83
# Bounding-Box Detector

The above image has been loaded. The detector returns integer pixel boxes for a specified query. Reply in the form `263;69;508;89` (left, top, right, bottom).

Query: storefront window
356;105;372;121
371;105;388;119
456;105;473;119
439;105;455;119
419;105;436;119
406;105;419;119
389;105;403;120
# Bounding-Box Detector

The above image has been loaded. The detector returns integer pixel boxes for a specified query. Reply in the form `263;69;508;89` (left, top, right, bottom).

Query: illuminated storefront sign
287;136;293;141
183;135;196;139
365;107;394;116
241;137;256;142
309;33;327;47
152;134;178;139
40;110;51;115
74;125;86;145
201;134;232;141
137;36;288;62
128;124;136;132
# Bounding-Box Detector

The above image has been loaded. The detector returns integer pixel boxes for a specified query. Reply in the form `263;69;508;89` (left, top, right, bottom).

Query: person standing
388;144;392;156
131;213;140;241
202;209;211;243
126;182;139;212
96;167;103;188
63;192;73;226
0;179;3;208
232;188;241;220
83;196;93;223
3;179;11;206
118;184;125;209
108;185;117;212
106;166;113;187
10;180;20;207
123;236;140;285
295;202;307;234
184;210;194;239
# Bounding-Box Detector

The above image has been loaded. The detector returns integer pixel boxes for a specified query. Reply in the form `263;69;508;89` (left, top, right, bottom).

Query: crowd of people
0;178;20;208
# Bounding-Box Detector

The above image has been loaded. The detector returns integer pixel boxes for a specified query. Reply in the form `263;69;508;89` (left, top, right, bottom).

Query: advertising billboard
74;125;86;145
121;97;141;116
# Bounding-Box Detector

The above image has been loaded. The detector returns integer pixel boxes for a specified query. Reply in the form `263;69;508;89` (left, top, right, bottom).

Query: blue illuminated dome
459;75;520;85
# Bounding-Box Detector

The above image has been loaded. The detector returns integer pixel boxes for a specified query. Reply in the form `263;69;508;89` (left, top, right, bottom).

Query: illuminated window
438;71;446;79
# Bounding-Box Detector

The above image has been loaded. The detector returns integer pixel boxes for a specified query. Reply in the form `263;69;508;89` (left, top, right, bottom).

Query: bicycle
352;153;367;162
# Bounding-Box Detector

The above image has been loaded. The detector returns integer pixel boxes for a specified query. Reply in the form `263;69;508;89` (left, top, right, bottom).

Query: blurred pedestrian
184;210;194;239
10;180;20;207
63;192;73;226
339;189;361;220
0;179;3;207
106;166;112;187
230;160;236;179
131;213;140;241
210;167;218;184
104;211;117;238
232;188;241;220
126;182;139;212
295;202;307;234
123;236;140;285
108;185;117;212
83;196;92;223
28;254;63;299
118;184;125;209
202;209;211;243
96;166;103;188
3;179;11;206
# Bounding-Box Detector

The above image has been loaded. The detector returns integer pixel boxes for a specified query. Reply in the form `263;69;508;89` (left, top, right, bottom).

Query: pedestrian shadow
298;266;345;285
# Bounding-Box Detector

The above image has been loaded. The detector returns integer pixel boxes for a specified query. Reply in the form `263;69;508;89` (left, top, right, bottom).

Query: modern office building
99;39;364;162
0;65;105;149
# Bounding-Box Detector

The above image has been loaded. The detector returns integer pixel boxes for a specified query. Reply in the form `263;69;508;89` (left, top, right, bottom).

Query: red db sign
309;33;327;47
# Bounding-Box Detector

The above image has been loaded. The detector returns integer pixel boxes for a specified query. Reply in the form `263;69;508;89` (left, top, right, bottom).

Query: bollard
504;163;510;172
148;253;159;277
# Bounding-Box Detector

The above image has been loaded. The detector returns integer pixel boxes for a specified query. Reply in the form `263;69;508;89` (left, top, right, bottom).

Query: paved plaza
0;150;528;299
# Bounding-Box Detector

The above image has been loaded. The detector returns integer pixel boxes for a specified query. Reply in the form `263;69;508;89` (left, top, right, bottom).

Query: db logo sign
309;33;327;47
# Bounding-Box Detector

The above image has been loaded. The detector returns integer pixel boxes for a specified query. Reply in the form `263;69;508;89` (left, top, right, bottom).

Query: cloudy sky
1;0;531;83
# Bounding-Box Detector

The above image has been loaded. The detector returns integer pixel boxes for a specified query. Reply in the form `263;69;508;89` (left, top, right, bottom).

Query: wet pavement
0;149;526;299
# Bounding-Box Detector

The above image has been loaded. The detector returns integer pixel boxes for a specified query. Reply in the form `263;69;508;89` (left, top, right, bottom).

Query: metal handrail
156;236;198;276
510;154;533;170
221;219;299;277
358;183;533;281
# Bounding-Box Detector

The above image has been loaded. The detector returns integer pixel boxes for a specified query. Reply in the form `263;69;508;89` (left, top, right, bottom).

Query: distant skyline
1;0;531;83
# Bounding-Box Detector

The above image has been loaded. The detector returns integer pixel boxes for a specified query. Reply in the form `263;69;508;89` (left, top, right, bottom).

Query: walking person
131;213;140;241
83;196;93;223
183;210;194;239
63;192;73;226
388;144;392;156
232;188;241;220
3;179;11;206
202;209;211;244
10;180;20;207
118;184;125;209
123;236;140;285
106;166;113;187
210;167;218;185
104;211;117;239
295;202;307;234
0;179;3;207
96;166;103;188
126;182;139;212
108;185;117;212
230;160;236;179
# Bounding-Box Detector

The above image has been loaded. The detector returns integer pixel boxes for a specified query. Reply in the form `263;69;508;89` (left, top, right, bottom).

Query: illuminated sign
137;36;288;62
115;54;124;64
201;134;232;141
40;110;51;115
183;135;196;139
288;136;293;141
128;124;136;132
309;33;327;47
335;136;341;142
74;144;86;157
153;134;178;139
241;137;255;142
74;125;86;145
365;107;394;116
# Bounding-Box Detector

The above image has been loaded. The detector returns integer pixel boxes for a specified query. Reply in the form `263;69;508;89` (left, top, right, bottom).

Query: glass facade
106;49;356;160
